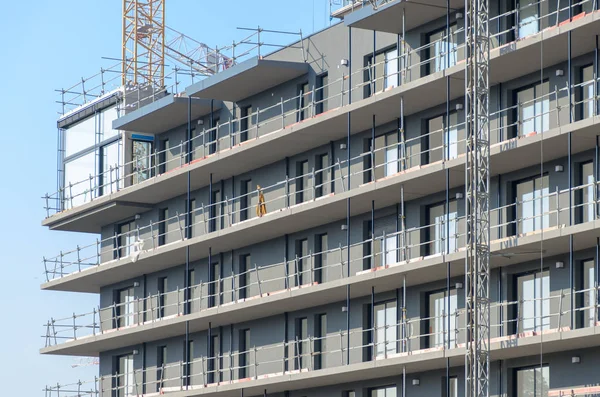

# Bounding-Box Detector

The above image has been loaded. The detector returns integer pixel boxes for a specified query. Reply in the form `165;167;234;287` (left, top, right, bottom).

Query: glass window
372;131;399;180
316;153;330;198
157;346;167;391
428;24;457;73
517;270;550;333
518;1;540;38
240;179;252;222
580;162;595;223
158;208;168;246
209;262;221;308
384;48;399;89
210;189;222;232
239;254;251;299
517;81;549;136
100;105;120;141
314;313;327;370
296;317;309;369
100;141;120;196
132;140;153;184
208;334;220;383
240;105;253;143
117;354;134;397
117;286;135;328
209;117;219;155
374;300;397;358
157;277;167;318
443;376;459;397
428;289;458;347
516;175;549;234
368;47;400;95
159;138;169;174
581;65;595;120
316;73;329;114
450;377;458;397
118;220;136;258
428;200;458;255
63;152;96;209
296;160;309;204
296;238;308;286
428;112;461;163
64;116;96;157
582;259;596;328
315;233;328;284
516;366;549;397
239;329;250;379
188;269;197;313
188;198;196;238
298;82;310;121
370;385;397;397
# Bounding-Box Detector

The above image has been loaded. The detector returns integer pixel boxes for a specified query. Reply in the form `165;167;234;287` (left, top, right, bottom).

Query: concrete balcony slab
186;57;310;102
345;0;465;33
113;94;221;134
41;15;599;234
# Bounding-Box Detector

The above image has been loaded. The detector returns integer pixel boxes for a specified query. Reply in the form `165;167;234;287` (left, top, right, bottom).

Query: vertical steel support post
347;27;352;191
371;200;375;268
570;235;574;329
371;286;375;360
184;95;192;389
346;198;351;365
594;35;600;116
569;131;572;226
372;115;376;182
597;238;600;321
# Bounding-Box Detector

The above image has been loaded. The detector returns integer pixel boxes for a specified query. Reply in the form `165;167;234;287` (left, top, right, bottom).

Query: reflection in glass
518;270;550;333
132;140;152;184
516;366;549;397
63;152;96;209
429;289;457;347
374;301;397;358
516;175;549;234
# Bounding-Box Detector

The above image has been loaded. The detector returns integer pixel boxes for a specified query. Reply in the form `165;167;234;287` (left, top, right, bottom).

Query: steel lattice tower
122;0;166;87
465;0;490;394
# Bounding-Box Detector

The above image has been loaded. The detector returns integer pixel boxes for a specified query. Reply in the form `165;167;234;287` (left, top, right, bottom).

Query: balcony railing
45;26;469;216
44;287;600;396
46;0;595;217
42;74;600;282
44;178;600;348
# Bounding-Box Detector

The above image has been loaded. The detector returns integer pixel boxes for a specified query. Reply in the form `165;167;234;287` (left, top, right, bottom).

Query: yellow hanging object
256;185;267;217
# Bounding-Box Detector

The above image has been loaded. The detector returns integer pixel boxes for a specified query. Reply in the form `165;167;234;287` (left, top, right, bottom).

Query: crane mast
122;0;166;87
465;0;490;395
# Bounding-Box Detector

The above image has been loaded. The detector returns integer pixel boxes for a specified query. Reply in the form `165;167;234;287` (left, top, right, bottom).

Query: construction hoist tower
122;0;166;87
465;0;490;394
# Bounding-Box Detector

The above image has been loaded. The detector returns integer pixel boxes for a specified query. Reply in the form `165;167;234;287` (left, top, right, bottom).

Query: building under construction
41;0;600;396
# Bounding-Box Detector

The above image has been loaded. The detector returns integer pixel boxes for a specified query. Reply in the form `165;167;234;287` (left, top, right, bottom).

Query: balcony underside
113;95;221;135
41;112;600;294
41;15;600;234
43;326;600;397
40;216;600;356
186;57;310;102
345;0;465;33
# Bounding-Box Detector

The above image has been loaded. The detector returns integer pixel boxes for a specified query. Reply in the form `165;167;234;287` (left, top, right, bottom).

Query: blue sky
0;1;331;394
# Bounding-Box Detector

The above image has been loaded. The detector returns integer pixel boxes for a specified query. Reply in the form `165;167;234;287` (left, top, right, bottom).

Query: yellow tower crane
121;0;233;89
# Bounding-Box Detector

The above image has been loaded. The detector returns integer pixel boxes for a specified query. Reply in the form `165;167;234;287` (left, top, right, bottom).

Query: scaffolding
43;0;600;395
43;286;600;396
464;0;491;394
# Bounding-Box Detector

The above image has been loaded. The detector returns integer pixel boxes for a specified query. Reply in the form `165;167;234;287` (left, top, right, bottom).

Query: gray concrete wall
99;49;597;263
97;328;600;395
98;144;597;329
